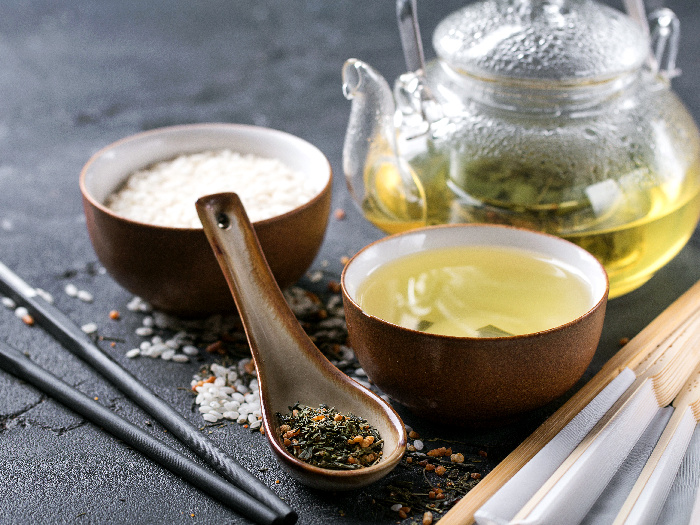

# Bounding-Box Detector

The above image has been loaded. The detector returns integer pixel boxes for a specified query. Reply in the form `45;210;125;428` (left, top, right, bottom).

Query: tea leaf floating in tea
476;325;515;338
277;403;383;470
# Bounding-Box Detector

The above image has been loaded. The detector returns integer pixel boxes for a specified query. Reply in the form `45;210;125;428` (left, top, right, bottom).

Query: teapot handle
648;8;681;80
396;0;426;72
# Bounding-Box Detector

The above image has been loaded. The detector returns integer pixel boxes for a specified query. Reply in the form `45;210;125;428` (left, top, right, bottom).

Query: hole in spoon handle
195;192;282;308
216;212;231;230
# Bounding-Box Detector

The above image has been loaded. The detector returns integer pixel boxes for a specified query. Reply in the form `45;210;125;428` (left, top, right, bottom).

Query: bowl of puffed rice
80;123;332;316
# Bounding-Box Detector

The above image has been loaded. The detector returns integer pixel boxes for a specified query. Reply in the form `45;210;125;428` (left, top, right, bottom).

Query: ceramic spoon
196;193;406;491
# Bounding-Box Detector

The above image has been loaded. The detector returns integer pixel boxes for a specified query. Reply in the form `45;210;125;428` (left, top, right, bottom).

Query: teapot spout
342;59;427;233
342;59;397;191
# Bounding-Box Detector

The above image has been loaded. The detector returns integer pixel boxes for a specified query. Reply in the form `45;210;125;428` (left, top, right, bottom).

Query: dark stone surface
0;1;699;523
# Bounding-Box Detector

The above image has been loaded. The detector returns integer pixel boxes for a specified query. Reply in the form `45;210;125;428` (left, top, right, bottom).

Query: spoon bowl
196;192;406;491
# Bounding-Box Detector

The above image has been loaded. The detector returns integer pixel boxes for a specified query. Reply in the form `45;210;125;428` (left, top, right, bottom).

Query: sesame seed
64;284;78;297
125;348;140;359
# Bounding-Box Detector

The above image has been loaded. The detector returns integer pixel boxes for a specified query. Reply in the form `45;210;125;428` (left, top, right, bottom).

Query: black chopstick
0;340;284;524
0;261;297;525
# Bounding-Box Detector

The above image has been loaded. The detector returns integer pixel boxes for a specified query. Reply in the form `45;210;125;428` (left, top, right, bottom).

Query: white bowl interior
344;225;608;311
82;124;331;206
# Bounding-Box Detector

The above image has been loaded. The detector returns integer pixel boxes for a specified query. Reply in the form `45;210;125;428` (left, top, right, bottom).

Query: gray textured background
1;1;699;523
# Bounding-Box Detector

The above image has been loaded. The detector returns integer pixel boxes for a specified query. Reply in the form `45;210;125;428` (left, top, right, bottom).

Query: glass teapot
342;0;700;298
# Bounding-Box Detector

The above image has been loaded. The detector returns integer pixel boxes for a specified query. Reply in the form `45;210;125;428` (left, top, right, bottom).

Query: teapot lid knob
433;0;649;83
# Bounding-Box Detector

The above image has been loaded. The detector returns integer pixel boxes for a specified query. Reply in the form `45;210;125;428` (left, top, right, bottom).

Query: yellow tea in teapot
361;154;700;299
355;245;595;337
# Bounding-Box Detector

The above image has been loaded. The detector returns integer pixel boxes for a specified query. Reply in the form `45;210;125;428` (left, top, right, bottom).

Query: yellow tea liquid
361;159;700;299
356;246;595;337
562;185;700;297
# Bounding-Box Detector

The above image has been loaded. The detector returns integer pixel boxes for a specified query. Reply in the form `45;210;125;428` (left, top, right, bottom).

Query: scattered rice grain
77;290;93;303
81;322;98;334
182;345;199;356
35;288;54;303
135;326;154;337
14;306;29;318
2;297;16;309
307;270;323;283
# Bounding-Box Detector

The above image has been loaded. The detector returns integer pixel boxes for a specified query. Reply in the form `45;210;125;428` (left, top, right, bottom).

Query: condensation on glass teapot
342;0;700;298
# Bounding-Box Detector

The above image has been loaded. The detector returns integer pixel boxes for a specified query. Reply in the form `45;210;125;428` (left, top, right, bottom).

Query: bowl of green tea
341;224;609;425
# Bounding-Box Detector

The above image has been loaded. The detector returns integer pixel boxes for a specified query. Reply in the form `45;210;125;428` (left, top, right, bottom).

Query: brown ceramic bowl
80;123;331;316
341;224;609;426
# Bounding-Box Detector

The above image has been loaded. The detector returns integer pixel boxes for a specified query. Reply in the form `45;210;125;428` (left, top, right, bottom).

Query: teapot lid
433;0;649;83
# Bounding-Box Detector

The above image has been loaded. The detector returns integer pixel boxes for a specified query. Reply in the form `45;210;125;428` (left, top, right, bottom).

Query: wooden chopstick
0;340;285;525
439;279;700;525
0;261;296;525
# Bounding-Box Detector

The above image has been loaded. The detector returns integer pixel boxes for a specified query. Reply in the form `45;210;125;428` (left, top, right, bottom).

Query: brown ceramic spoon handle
196;192;291;326
195;193;340;402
